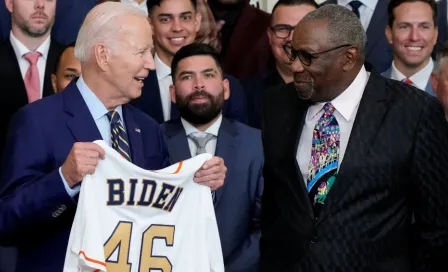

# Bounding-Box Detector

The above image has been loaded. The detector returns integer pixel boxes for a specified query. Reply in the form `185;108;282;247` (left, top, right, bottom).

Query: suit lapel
365;0;388;56
122;105;145;167
42;39;61;98
213;118;237;209
317;72;388;224
64;81;103;143
163;120;192;163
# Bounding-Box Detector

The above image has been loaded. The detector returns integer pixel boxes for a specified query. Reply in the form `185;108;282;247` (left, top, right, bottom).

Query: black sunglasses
282;43;352;66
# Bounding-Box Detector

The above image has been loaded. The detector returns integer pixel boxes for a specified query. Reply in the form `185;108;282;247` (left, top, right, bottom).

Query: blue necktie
107;111;132;162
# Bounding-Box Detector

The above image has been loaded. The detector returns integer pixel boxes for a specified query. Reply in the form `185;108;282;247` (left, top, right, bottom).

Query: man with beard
261;4;448;271
242;0;317;129
161;43;263;272
382;0;438;96
0;2;61;269
130;0;247;125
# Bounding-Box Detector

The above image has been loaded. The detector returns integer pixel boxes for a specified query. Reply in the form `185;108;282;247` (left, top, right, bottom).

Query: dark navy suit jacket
0;81;171;272
161;117;263;272
0;0;97;44
131;70;247;124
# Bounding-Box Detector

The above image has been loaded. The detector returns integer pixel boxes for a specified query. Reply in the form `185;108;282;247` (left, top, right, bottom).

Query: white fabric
64;140;224;272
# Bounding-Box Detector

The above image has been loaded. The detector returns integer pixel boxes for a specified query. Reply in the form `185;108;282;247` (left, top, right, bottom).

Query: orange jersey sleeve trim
79;251;106;268
173;161;183;174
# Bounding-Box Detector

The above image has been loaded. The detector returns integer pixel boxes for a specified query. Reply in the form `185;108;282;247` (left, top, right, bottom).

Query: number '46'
104;221;175;272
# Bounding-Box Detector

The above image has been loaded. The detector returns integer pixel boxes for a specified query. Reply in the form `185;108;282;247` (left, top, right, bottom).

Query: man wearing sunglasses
261;4;448;272
242;0;318;129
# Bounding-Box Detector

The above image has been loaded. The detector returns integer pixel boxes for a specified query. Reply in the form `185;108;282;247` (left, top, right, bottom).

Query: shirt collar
76;75;123;121
120;0;148;15
181;114;223;137
338;0;378;11
307;65;369;122
10;31;51;61
391;59;433;90
154;53;172;80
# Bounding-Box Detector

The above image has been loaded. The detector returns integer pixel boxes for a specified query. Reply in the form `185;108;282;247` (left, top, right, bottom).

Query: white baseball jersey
63;140;224;272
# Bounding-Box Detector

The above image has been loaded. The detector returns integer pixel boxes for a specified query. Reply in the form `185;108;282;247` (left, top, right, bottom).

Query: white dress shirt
338;0;378;31
9;32;51;97
155;53;173;121
60;76;124;197
390;59;434;91
121;0;148;15
181;115;222;157
296;66;370;183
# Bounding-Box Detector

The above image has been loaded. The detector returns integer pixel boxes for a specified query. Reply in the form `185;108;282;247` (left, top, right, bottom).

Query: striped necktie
307;102;340;217
107;111;132;162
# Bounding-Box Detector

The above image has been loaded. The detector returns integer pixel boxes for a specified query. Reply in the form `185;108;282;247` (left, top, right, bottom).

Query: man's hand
194;156;227;191
61;142;105;188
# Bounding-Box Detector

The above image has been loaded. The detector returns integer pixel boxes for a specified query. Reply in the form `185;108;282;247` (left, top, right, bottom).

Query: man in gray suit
160;43;263;272
382;0;438;95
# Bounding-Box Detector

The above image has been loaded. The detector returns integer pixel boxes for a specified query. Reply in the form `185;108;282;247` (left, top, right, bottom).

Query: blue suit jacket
437;0;448;53
322;0;392;73
0;0;97;44
381;67;436;96
160;117;263;272
131;70;248;124
0;81;171;272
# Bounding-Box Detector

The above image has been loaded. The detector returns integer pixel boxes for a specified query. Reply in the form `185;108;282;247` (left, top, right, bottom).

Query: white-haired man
0;3;227;272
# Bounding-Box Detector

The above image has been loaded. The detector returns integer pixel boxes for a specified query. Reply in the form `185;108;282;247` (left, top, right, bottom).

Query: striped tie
107;111;132;162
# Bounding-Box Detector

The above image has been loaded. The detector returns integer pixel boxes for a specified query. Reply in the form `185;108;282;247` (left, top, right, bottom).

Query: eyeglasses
282;43;352;66
270;24;296;39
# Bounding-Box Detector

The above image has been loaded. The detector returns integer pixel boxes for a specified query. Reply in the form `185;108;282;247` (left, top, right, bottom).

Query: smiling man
382;0;438;95
130;0;247;125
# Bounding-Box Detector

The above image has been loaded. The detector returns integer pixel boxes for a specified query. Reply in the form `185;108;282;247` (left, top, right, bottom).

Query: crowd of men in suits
0;0;448;271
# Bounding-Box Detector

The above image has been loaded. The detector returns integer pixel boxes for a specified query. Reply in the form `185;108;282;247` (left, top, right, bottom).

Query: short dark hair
147;0;197;15
387;0;437;27
271;0;318;24
53;42;77;74
171;43;222;81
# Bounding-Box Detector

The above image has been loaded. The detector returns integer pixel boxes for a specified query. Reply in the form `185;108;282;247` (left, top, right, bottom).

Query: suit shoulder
384;77;434;107
229;120;262;143
126;104;161;128
264;83;296;104
159;118;181;133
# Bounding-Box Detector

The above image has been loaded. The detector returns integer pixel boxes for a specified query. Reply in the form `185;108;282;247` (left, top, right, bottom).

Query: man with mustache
161;43;263;272
382;0;438;96
242;0;318;129
261;4;448;271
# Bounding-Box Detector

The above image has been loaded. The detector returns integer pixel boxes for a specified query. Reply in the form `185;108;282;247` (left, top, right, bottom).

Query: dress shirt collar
391;59;433;90
155;53;172;81
120;0;148;15
181;114;223;137
10;31;51;61
307;65;369;122
76;76;123;121
338;0;378;11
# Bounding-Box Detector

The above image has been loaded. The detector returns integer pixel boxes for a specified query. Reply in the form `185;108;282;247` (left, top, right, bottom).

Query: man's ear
170;84;177;104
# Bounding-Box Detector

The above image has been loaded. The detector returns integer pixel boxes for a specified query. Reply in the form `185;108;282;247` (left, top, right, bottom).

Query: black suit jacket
260;71;448;271
241;69;285;129
322;0;392;73
0;37;62;159
436;0;447;53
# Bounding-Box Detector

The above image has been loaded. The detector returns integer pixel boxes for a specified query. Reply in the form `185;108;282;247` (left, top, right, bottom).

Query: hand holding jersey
64;140;224;272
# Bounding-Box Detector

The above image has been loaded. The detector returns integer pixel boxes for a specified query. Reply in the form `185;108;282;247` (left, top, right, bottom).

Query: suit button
310;236;318;244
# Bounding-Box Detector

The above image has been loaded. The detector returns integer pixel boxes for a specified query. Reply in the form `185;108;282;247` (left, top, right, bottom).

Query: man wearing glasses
261;4;448;271
242;0;318;129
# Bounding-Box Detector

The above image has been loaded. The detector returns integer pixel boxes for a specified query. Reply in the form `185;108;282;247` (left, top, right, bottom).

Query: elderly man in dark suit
161;43;263;272
0;3;227;272
261;4;448;271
